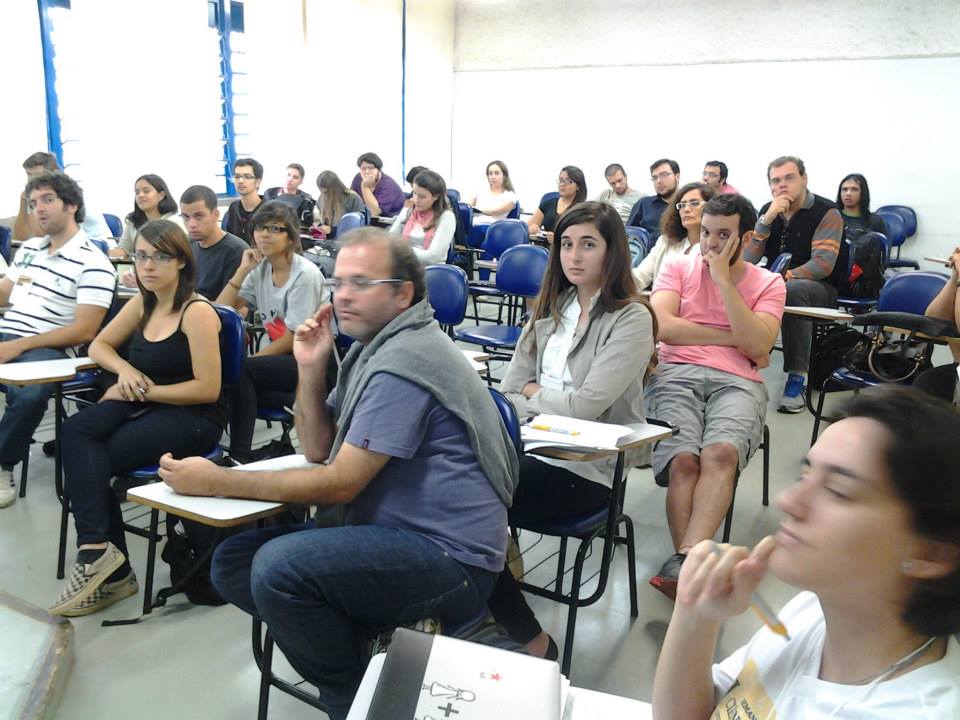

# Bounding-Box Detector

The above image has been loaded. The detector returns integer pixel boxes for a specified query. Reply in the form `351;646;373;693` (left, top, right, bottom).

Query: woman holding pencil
653;386;960;718
488;201;656;659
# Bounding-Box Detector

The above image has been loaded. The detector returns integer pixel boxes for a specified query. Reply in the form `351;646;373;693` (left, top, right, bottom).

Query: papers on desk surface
522;414;633;452
783;305;853;320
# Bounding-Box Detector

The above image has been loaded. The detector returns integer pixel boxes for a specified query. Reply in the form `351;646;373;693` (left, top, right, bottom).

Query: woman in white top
654;386;960;719
388;169;456;265
489;201;656;660
469;160;518;225
112;174;184;258
633;181;713;290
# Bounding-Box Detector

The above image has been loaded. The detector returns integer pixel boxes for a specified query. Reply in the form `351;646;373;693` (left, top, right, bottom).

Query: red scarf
402;208;437;249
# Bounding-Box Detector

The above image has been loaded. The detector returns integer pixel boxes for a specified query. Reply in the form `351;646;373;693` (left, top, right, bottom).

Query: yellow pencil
709;543;790;641
530;425;580;436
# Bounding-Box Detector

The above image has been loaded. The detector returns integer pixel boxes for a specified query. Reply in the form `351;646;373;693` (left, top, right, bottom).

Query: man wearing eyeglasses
223;158;264;244
0;172;116;508
159;229;517;720
702;161;738;195
626;158;680;238
742;156;845;414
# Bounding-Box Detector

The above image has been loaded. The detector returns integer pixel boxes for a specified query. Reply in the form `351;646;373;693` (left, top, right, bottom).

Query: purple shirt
327;373;507;572
350;172;406;216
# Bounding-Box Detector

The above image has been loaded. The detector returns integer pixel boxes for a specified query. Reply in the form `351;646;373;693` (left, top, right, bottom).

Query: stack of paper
521;414;633;452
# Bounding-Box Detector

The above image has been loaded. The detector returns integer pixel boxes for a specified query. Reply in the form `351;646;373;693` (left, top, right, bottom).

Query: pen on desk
709;543;790;641
530;424;580;436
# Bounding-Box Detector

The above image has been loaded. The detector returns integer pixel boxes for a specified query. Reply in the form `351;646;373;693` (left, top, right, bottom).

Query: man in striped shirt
743;156;845;414
0;172;116;508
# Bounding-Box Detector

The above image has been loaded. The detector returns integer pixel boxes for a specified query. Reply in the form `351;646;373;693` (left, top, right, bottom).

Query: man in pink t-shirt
646;194;786;599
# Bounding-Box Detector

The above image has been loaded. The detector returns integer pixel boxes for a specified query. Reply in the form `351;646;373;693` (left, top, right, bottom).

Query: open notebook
521;414;634;453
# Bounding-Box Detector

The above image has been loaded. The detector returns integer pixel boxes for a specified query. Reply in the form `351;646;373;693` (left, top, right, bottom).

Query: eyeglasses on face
327;277;407;292
651;171;674;181
234;173;257;181
703;171;721;179
557;177;575;186
253;223;288;235
132;250;176;265
676;200;707;210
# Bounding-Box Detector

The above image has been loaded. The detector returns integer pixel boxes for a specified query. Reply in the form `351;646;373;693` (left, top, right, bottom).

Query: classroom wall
0;0;454;220
450;0;960;259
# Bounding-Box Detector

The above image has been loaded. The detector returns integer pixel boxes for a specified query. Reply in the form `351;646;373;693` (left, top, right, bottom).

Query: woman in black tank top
50;219;225;618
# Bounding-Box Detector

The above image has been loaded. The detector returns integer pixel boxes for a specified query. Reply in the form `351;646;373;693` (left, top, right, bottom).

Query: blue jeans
0;334;68;468
211;523;495;720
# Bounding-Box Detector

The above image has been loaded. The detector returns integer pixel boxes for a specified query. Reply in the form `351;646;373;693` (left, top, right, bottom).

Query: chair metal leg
18;452;28;498
761;425;770;507
258;630;274;720
722;476;739;544
623;517;639;617
57;495;70;579
811;378;830;446
142;509;160;616
555;536;568;593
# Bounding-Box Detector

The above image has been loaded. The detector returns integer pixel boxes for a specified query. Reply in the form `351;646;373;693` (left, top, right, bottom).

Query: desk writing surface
525;421;672;462
0;356;95;385
126;454;318;525
783;305;854;321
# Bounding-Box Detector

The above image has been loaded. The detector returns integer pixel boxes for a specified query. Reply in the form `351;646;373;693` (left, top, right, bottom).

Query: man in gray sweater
159;229;517;720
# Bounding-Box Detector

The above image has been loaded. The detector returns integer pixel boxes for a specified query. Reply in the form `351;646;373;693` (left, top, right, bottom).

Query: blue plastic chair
446;189;461;207
507;201;521;220
0;225;11;263
874;210;918;270
876;204;917;239
91;238;110;256
487;387;521;456
426;264;468;334
468;219;529;323
770;252;792;275
811;271;951;444
103;213;123;238
337;211;365;236
455;244;549;365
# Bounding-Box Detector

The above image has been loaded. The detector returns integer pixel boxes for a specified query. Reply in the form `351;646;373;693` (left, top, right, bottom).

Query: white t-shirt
472;189;518;225
712;592;960;719
539;295;580;392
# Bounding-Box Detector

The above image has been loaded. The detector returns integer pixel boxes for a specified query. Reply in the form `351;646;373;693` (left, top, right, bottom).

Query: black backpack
808;325;869;391
160;516;242;605
844;233;886;300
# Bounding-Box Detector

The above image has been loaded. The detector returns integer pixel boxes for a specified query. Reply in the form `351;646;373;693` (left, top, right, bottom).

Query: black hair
357;152;383;170
560;165;587;203
704;160;728;182
234;157;263;179
604;163;626;177
834;386;960;636
406;165;427;184
287;163;305;179
250;201;302;254
650;158;680;175
127;174;178;229
836;173;872;217
660;182;714;243
22;152;59;171
136;219;196;326
180;185;218;211
24;171;85;223
701;193;757;238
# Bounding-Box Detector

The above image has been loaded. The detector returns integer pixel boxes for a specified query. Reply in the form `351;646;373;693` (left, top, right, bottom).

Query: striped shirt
1;230;116;340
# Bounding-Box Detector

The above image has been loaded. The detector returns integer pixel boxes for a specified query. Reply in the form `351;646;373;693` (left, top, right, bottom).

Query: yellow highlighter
710;543;790;641
530;424;580;436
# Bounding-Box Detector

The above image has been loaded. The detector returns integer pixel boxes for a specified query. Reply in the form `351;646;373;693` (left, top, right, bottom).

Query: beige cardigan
501;289;655;486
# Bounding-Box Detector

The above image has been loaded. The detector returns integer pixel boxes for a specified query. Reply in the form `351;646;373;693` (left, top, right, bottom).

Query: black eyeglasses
328;277;407;292
132;250;176;265
253;223;288;235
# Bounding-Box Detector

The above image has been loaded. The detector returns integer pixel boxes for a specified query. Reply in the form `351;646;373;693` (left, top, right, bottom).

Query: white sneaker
0;468;15;508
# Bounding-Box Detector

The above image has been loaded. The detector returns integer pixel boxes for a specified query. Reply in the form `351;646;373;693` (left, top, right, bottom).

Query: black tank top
127;298;227;428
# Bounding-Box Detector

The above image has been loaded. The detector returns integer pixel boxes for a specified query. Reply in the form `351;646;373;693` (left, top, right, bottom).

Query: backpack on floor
808;325;869;391
160;516;240;606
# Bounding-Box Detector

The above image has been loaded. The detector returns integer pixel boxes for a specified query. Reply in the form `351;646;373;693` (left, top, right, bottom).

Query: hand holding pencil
675;537;789;640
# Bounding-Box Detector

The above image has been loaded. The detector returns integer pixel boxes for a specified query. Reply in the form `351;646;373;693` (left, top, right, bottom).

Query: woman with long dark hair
654;386;960;719
489;201;656;658
388;169;457;265
113;174;183;258
51;219;225;616
527;165;587;242
315;170;365;238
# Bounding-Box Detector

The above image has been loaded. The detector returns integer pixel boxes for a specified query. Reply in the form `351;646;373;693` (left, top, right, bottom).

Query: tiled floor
4;318;929;719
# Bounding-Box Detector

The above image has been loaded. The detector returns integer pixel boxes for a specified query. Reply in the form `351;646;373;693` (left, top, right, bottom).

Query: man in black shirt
180;185;247;299
224;158;264;244
264;162;315;228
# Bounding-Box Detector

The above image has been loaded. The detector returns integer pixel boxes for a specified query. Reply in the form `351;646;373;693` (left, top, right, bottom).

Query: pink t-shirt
652;254;786;382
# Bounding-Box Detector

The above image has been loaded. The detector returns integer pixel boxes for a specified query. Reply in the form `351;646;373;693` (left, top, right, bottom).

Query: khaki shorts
645;363;767;486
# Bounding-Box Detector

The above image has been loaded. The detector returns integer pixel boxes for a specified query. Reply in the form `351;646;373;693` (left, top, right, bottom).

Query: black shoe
544;635;559;661
42;440;56;457
649;553;687;600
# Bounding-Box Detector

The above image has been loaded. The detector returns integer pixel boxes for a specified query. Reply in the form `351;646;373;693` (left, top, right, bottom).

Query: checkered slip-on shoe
59;570;139;618
49;542;126;616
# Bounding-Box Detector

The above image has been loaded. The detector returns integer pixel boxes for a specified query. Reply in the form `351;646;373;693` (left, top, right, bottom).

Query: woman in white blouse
489;201;656;660
388;169;456;265
469;160;518;225
633;181;714;290
111;174;184;258
654;386;960;719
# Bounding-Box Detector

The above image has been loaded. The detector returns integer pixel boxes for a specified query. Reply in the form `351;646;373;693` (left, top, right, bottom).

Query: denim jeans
0;333;68;468
211;523;496;720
